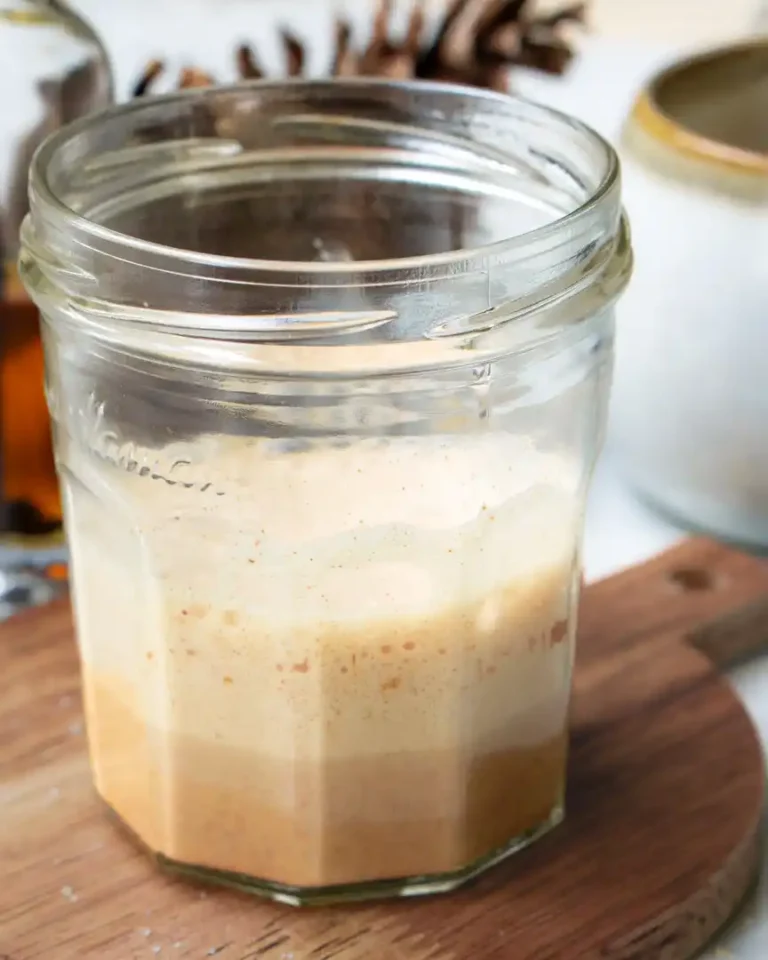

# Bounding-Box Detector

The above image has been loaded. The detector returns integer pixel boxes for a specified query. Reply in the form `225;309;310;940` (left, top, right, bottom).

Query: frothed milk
63;430;579;889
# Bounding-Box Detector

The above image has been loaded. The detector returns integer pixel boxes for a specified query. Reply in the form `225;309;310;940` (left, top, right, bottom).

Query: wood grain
0;538;766;960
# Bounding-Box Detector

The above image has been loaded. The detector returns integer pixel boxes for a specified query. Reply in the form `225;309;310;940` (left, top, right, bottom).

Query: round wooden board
0;539;765;960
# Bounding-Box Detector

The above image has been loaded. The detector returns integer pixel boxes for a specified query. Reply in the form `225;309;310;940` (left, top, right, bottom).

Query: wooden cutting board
1;538;766;960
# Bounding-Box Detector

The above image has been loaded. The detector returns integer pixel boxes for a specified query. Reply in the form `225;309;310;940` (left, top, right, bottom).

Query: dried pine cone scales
133;0;585;97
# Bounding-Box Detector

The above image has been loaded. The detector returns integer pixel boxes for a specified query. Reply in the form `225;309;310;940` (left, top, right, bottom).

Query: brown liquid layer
85;677;567;888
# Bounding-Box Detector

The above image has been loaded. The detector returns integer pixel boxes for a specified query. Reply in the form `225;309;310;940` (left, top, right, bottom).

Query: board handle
689;595;768;670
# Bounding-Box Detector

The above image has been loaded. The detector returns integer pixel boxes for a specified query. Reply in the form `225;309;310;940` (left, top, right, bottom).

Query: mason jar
20;80;631;905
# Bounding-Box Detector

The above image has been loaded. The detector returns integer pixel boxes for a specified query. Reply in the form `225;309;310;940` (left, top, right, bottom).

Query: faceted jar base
128;804;565;907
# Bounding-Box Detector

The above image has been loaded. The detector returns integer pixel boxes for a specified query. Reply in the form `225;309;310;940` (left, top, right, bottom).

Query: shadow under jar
20;80;631;905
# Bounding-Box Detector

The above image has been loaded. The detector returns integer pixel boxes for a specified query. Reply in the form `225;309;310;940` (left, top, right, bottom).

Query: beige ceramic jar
612;40;768;545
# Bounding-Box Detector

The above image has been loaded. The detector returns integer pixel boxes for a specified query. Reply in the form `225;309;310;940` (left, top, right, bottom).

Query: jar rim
22;78;631;374
633;39;768;177
29;77;620;278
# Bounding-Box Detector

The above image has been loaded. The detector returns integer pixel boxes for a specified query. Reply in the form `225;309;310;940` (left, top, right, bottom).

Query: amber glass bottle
0;267;61;535
0;0;111;609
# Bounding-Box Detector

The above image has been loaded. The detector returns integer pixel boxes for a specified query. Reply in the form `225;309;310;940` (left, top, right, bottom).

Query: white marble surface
35;2;768;953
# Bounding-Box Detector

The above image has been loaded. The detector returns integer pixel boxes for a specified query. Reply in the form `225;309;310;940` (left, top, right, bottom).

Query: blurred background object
612;39;768;546
129;0;586;96
0;0;112;616
65;0;767;108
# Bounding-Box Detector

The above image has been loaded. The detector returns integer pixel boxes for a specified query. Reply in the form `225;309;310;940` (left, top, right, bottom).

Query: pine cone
133;0;586;97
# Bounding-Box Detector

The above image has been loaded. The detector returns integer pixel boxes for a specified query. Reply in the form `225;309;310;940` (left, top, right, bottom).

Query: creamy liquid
62;433;580;888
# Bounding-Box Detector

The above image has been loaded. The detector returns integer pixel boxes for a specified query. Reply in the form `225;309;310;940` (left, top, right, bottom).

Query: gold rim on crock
631;39;768;177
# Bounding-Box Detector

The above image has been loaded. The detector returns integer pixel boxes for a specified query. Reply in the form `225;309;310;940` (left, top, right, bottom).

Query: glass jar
20;80;631;904
0;0;111;616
